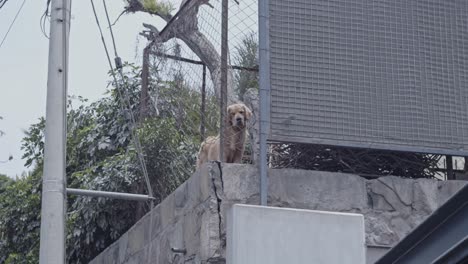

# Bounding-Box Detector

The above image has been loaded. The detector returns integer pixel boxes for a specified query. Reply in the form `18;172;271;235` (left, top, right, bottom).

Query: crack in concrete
216;161;224;191
369;188;396;211
377;178;412;208
366;182;374;209
210;162;224;246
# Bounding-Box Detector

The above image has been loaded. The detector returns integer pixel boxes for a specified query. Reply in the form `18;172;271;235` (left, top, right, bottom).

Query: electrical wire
89;0;154;201
0;0;9;10
40;1;51;39
101;0;153;200
102;0;118;59
91;8;156;261
0;0;27;50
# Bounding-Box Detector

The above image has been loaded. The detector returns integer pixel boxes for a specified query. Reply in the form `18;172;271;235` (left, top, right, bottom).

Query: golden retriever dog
196;103;252;168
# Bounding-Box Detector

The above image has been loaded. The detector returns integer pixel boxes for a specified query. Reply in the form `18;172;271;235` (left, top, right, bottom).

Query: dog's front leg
232;149;243;164
223;148;232;163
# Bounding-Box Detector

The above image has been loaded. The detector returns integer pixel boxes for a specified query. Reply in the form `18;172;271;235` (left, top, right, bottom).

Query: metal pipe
39;0;71;263
152;51;205;65
220;0;228;162
66;188;156;202
171;247;187;254
258;0;271;206
151;51;259;72
140;45;150;120
201;64;206;141
447;155;455;180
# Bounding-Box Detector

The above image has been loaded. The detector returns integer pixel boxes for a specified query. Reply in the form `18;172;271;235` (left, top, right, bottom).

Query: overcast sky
0;0;170;177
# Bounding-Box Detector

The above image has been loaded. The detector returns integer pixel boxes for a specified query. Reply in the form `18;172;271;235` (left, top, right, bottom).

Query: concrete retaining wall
90;163;466;263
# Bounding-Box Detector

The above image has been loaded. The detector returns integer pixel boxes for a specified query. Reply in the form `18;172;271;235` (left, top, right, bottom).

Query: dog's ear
226;106;232;123
244;105;252;120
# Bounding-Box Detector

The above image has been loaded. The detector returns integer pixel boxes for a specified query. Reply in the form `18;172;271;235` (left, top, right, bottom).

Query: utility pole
39;0;71;263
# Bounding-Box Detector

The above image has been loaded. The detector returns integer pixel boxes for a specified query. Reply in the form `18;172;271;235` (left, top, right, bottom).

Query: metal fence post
201;64;207;141
140;44;150;121
220;0;228;162
259;0;270;206
447;155;455;180
39;0;71;262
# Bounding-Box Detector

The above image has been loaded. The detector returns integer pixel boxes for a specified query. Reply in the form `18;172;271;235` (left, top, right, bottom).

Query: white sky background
0;0;176;177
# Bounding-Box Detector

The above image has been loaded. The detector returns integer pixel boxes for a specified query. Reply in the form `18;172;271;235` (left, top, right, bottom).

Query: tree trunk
127;0;237;103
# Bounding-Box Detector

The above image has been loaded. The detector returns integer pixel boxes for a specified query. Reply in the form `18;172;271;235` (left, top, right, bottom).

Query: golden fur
196;103;252;168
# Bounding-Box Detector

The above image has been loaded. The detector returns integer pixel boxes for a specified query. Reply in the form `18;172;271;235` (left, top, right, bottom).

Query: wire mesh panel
268;0;468;155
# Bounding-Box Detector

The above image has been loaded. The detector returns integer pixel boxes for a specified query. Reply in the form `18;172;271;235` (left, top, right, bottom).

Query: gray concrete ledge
90;163;466;264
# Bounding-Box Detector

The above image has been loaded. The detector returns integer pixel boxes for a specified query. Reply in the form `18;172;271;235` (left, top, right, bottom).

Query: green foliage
139;118;198;200
67;154;140;263
141;0;174;15
0;62;217;263
0;174;13;194
0;167;42;264
21;118;45;168
233;32;259;101
64;64;148;263
157;78;219;138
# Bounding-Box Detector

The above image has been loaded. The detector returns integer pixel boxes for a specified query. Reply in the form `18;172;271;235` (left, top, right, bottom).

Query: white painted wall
227;204;366;264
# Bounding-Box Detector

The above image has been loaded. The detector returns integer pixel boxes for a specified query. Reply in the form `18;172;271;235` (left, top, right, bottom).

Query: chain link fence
133;0;259;188
137;0;456;181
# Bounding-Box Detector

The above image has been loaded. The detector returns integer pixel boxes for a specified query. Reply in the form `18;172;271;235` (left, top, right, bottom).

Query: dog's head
227;103;252;129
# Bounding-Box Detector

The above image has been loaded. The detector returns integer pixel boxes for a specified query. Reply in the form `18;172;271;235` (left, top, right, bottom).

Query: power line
0;0;27;49
39;0;51;39
0;0;10;10
89;0;153;201
101;0;118;59
90;8;156;260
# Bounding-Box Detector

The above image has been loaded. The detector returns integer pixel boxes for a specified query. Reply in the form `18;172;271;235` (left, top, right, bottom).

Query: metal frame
432;235;468;263
267;0;468;159
220;0;229;162
259;0;271;206
269;135;468;157
152;51;258;71
66;188;155;202
376;185;468;264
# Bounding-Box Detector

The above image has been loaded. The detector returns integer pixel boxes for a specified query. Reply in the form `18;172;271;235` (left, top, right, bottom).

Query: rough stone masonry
90;162;467;263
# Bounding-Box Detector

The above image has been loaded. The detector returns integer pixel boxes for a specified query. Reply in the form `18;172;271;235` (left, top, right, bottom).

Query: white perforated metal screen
268;0;468;155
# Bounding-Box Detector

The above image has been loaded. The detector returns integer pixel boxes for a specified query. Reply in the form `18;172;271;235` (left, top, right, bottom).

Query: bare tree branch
126;0;236;102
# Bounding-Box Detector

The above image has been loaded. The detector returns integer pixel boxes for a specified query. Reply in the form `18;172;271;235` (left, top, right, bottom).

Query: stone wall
90;163;466;263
